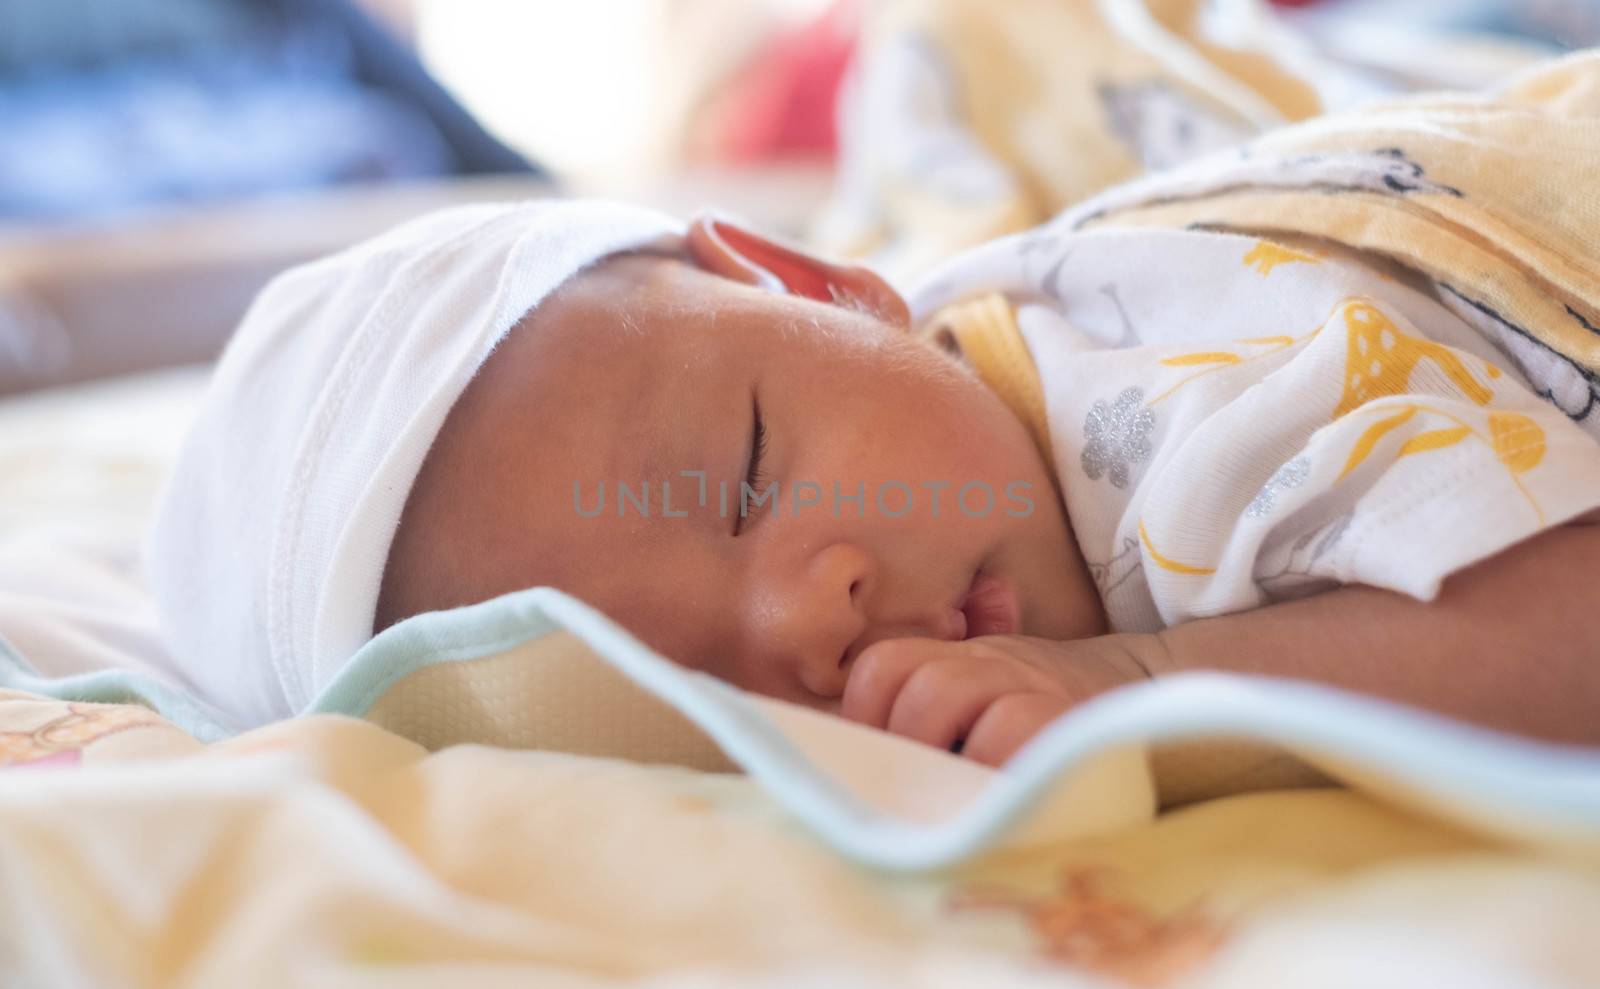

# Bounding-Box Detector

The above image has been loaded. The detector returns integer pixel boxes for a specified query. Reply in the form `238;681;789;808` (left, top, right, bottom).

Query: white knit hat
145;199;682;728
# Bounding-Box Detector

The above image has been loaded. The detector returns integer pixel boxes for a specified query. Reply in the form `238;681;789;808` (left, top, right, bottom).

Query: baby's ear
686;215;910;329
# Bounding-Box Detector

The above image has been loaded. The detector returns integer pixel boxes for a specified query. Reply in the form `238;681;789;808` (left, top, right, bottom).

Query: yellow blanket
814;0;1325;277
1060;51;1600;418
3;687;1597;987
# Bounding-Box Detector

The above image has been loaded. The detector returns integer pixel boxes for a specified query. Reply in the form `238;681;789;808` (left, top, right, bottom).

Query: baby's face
380;242;1104;712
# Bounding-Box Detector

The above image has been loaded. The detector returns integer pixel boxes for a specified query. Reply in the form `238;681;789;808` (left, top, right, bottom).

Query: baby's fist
840;634;1153;766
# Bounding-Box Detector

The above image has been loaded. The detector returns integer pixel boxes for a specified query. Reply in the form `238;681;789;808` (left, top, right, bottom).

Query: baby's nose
770;541;873;699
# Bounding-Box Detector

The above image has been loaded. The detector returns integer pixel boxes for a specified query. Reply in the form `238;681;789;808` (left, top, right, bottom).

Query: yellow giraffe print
1136;299;1541;578
1242;240;1321;276
1334;302;1495;416
1149;335;1305;407
1338;402;1549;523
1488;410;1546;473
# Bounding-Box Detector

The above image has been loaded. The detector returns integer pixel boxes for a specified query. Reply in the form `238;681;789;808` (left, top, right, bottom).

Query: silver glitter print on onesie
1246;456;1311;518
1081;387;1155;489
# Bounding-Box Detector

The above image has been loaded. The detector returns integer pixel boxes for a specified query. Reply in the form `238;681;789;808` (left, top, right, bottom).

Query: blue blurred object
1291;0;1600;50
1446;0;1600;49
0;0;542;222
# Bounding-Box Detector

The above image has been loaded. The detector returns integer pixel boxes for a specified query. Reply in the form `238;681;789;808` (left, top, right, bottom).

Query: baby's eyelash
747;403;769;490
735;396;768;537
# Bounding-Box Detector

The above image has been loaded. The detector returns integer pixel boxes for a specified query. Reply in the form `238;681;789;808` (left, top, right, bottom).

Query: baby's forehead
466;257;746;463
519;254;804;405
555;246;704;313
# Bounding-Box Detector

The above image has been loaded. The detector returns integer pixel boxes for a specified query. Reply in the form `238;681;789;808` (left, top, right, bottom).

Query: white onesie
913;227;1600;632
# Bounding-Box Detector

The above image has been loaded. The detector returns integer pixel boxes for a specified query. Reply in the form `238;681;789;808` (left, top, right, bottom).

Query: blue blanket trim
311;585;1600;871
0;632;239;743
5;586;1597;870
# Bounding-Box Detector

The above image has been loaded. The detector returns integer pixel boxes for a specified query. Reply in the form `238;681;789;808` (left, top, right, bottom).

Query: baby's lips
961;572;1020;638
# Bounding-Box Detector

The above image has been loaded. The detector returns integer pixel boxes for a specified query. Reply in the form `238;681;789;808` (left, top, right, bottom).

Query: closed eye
734;393;768;536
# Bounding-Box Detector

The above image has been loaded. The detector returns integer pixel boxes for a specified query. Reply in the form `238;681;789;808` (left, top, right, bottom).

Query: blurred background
1;0;1597;394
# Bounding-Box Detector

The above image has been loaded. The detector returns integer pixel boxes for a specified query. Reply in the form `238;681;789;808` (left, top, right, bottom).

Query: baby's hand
840;634;1156;766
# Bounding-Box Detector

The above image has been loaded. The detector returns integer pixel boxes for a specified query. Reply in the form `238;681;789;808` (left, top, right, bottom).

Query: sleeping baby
142;46;1600;768
144;190;1600;765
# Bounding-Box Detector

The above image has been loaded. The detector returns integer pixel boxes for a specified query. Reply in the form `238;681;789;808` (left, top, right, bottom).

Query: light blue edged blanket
4;585;1598;870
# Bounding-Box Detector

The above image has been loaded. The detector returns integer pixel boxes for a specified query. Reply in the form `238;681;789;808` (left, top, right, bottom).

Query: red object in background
701;0;1326;162
699;0;859;164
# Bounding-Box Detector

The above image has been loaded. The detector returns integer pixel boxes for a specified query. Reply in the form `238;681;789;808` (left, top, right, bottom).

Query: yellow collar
924;293;1056;476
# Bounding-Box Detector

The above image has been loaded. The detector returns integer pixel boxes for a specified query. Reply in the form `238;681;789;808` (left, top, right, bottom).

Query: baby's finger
886;655;1025;753
842;638;954;729
961;693;1071;767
